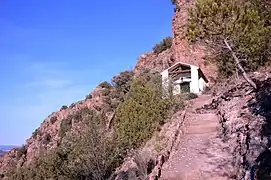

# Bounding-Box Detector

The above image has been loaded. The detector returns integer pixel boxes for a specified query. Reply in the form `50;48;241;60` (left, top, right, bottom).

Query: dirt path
160;94;233;180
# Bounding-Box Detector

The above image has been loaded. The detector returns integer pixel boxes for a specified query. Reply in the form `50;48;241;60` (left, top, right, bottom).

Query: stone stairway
160;95;233;180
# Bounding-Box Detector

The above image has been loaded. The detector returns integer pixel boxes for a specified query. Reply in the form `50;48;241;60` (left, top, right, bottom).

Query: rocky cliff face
134;49;174;74
172;0;218;81
207;68;271;179
135;0;218;81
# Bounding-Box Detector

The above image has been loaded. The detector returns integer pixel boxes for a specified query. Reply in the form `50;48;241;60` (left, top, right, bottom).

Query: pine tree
187;0;270;88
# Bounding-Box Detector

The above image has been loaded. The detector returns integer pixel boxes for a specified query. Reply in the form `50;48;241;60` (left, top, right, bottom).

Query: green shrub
115;73;171;150
99;81;112;89
73;112;82;123
186;0;271;76
153;37;172;54
32;128;40;138
171;0;176;5
69;103;76;109
85;93;93;100
8;167;36;180
93;104;102;111
59;116;73;138
96;70;135;112
35;149;70;179
16;145;27;159
171;94;185;113
50;116;57;124
101;88;111;96
8;108;122;180
112;70;134;94
62;109;121;179
42;133;51;145
60;105;68;111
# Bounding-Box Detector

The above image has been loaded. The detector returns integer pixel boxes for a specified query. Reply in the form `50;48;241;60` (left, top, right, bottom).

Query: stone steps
187;117;218;126
185;122;218;134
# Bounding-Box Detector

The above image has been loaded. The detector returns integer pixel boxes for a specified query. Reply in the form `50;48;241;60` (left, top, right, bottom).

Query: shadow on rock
249;78;271;179
252;78;271;146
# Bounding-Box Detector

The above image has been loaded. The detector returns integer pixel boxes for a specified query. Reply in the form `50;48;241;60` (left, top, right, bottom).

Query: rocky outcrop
172;0;218;81
134;49;175;74
134;0;218;81
199;68;271;179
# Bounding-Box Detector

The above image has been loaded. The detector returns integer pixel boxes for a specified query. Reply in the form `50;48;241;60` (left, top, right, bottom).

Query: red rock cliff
172;0;217;81
134;0;218;81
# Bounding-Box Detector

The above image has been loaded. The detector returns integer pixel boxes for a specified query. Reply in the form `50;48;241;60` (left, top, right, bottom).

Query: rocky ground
160;94;233;180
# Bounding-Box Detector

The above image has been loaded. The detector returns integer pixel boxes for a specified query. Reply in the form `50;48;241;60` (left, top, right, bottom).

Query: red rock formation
134;0;218;82
134;49;174;74
172;0;217;81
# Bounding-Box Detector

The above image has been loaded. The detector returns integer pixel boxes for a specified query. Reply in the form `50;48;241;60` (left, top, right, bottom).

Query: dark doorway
180;82;190;93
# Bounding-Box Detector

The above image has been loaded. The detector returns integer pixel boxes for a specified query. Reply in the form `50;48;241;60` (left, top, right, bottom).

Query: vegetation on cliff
6;70;183;180
115;71;172;151
153;37;172;54
187;0;271;77
4;1;270;179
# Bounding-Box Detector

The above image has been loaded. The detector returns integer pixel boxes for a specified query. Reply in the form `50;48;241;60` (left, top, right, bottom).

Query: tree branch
223;39;257;89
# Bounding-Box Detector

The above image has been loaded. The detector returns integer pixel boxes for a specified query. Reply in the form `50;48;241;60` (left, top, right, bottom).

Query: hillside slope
0;87;106;174
110;67;270;180
0;0;215;177
1;0;269;179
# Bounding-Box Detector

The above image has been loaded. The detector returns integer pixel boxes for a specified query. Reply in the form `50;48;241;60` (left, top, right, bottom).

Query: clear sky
0;0;174;145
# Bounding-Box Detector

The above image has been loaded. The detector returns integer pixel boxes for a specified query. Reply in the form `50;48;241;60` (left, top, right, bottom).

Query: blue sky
0;0;173;145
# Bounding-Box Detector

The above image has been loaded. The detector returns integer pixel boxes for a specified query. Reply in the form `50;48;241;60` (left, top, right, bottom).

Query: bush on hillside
59;116;73;138
85;93;93;100
100;70;135;114
42;133;51;145
153;37;172;54
8;167;36;180
101;88;111;96
15;145;27;159
170;94;186;113
7;70;187;180
69;103;76;109
112;70;134;94
63;109;121;179
8;108;122;180
115;72;172;151
50;116;57;124
99;81;112;89
171;0;176;5
32;128;40;138
60;105;68;111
